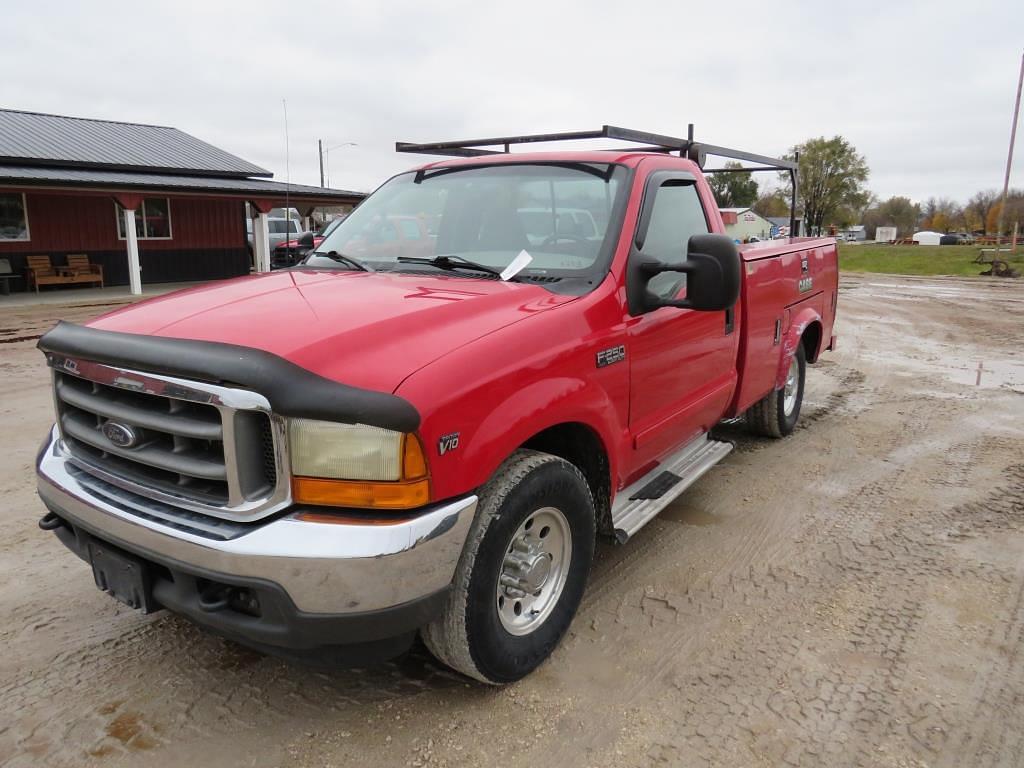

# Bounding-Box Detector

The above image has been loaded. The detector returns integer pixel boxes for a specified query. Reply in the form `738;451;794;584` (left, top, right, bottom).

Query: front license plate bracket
87;539;159;614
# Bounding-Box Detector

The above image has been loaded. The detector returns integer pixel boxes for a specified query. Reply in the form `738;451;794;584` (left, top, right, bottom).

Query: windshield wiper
309;250;371;271
396;254;510;280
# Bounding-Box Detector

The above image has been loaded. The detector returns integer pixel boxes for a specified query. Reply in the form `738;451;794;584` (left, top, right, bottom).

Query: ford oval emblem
102;421;138;449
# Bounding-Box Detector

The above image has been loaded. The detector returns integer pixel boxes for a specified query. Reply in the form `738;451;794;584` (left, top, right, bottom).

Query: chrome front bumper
36;428;477;616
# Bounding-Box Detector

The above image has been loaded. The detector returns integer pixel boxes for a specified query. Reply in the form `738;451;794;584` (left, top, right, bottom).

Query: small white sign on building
876;226;897;243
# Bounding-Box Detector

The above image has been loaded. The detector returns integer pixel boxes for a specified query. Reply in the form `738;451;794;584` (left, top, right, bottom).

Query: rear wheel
422;450;595;684
747;343;806;438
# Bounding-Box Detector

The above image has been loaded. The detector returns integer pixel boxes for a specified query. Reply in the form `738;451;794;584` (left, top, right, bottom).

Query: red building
0;109;363;293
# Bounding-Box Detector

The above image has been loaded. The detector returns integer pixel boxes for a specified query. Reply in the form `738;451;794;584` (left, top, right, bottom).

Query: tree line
707;136;1023;239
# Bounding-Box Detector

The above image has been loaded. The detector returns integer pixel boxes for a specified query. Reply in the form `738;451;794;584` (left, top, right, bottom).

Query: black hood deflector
37;321;420;432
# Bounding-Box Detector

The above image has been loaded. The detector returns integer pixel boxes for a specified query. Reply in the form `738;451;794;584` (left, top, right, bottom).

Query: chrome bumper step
611;434;733;542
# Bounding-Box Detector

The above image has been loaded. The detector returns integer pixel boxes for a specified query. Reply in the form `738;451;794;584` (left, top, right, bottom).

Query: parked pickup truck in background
246;212;303;268
35;126;837;684
271;215;349;269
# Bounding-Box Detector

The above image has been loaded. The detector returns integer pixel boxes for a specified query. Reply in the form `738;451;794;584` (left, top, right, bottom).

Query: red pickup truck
35;126;837;684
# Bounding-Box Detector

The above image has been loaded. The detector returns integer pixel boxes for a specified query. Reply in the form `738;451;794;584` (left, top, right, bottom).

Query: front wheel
746;343;806;437
422;450;595;684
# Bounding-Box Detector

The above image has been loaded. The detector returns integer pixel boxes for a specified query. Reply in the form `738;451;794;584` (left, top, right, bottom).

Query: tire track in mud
539;362;883;764
714;362;871;455
0;615;465;767
936;575;1024;768
582;360;872;612
584;465;1024;768
572;361;874;647
545;363;1022;767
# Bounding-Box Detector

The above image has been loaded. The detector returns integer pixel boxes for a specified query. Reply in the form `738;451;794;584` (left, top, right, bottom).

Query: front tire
747;343;806;437
422;450;596;684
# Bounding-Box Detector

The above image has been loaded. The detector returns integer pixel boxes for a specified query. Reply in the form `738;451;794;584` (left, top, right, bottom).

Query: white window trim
115;198;174;241
0;192;31;242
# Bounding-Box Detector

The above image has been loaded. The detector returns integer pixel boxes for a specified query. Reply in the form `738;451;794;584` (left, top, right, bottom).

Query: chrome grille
67;463;256;541
48;354;290;522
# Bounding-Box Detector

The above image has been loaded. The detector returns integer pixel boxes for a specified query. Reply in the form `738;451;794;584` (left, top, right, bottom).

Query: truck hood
87;270;574;393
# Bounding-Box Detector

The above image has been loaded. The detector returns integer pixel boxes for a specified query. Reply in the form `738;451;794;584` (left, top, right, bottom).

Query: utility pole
995;50;1024;250
318;139;325;188
319;142;357;188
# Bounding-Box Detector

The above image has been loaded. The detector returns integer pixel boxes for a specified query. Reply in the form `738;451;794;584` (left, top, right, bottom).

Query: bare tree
921;197;963;232
965;190;999;233
986;189;1024;235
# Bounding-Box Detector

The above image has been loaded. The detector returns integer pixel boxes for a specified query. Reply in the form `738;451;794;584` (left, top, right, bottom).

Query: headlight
289;419;403;480
288;419;430;510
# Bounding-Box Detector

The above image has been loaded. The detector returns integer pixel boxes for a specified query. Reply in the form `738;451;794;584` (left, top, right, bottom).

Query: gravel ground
1;274;1022;768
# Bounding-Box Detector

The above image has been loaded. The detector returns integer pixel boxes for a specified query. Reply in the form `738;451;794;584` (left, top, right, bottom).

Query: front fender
414;372;625;504
775;307;822;388
460;376;620;491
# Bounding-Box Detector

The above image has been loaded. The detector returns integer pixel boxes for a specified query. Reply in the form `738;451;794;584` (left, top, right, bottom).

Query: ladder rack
396;123;800;235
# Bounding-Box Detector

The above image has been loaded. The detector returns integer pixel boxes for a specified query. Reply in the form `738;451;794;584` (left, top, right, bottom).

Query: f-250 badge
596;345;626;368
438;433;460;455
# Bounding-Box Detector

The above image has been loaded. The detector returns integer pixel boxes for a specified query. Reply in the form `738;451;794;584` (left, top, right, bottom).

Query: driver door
626;173;739;470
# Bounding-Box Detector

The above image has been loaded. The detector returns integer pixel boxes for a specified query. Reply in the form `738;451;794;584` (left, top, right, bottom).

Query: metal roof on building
767;216;802;227
0;165;364;203
0;109;272;178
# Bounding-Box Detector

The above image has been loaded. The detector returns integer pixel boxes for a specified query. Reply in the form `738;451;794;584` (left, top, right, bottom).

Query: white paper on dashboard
500;249;534;281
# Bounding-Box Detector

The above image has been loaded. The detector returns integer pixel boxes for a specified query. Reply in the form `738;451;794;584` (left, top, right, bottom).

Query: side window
115;197;173;240
641;182;709;300
0;193;29;241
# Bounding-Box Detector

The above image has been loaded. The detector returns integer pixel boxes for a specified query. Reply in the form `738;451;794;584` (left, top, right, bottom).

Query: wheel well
801;321;823;363
521;423;613;538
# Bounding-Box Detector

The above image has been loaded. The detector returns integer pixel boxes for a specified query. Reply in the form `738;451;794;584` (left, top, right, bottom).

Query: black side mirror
629;233;740;314
298;231;315;247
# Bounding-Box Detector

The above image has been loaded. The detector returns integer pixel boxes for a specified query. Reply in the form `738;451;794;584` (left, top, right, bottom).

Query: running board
611;435;733;543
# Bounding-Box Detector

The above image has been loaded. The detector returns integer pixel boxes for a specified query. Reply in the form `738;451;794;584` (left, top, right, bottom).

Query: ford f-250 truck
35;126;838;684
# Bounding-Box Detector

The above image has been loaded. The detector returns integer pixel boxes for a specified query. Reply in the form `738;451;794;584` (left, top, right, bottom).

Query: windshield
304;163;628;279
318;216;345;238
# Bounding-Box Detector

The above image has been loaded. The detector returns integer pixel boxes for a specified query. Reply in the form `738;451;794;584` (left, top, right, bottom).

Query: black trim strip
38;322;420;432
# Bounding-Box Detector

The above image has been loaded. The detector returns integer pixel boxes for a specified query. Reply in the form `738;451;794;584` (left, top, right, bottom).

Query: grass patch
838;244;1024;277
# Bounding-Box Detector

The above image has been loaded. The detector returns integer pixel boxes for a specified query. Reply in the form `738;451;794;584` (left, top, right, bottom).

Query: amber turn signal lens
402;434;429;480
292;476;431;510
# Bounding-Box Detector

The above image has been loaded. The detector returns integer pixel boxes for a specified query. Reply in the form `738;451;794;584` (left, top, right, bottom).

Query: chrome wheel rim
496;506;572;636
783;357;799;416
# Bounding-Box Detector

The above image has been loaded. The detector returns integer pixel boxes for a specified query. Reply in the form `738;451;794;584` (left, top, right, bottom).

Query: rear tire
747;343;806;437
422;449;595;684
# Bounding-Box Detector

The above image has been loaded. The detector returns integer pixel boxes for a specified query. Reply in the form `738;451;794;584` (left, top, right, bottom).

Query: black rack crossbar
704;166;783;172
396;124;795;169
396;124;801;234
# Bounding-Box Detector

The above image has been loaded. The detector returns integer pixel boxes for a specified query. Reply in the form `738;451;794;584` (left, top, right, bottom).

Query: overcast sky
4;0;1022;204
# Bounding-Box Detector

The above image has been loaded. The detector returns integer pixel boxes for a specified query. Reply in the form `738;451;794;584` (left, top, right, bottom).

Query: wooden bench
26;254;104;293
